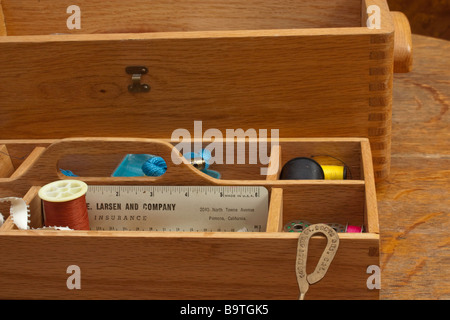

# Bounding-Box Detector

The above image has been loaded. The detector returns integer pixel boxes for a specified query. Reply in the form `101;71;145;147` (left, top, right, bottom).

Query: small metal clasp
126;66;150;93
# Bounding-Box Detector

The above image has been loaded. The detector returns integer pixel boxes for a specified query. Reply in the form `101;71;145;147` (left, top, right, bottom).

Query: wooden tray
0;0;412;181
0;137;379;300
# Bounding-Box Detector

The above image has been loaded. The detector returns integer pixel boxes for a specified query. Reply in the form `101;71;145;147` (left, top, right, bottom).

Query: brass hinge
126;66;150;93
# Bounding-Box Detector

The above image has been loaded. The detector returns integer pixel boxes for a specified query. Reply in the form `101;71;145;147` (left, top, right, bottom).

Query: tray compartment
0;182;379;300
0;137;379;300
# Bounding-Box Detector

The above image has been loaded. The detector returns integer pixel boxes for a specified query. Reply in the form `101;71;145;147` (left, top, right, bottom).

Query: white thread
0;197;30;230
33;226;73;231
0;197;73;231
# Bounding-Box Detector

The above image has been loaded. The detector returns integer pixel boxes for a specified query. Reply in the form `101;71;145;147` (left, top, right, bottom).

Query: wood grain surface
0;230;379;300
388;0;450;41
0;1;6;36
1;0;362;35
377;34;450;300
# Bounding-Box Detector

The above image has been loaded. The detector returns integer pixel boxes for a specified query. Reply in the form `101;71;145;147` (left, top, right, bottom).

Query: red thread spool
38;180;90;230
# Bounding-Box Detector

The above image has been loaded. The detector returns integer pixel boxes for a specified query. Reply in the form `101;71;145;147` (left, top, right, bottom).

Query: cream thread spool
38;180;90;230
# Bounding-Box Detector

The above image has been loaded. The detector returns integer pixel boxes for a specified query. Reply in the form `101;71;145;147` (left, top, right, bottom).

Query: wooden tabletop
377;34;449;300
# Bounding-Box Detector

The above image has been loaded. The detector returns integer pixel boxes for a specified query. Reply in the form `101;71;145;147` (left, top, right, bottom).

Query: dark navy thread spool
280;157;325;180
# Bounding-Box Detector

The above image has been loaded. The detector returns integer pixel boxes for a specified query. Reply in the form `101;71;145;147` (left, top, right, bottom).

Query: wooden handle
392;11;413;73
15;138;218;186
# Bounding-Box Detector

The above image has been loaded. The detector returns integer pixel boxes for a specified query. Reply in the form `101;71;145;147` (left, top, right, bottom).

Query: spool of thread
280;158;324;180
346;225;363;233
325;223;347;233
321;165;347;180
311;222;364;233
38;180;90;230
183;149;221;179
280;157;348;180
284;220;311;233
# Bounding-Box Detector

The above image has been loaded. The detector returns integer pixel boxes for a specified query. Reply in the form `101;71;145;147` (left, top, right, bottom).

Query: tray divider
25;186;43;229
266;188;283;232
0;145;14;177
265;144;282;181
0;1;6;36
361;140;379;233
0;216;16;231
10;147;46;179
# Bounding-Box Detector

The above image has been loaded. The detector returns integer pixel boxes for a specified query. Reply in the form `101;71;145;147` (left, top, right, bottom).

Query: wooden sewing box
0;0;412;300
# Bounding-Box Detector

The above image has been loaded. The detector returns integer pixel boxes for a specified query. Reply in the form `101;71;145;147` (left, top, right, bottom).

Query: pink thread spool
346;224;363;233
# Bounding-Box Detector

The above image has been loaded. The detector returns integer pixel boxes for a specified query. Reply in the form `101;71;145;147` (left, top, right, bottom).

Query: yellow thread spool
321;165;347;180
